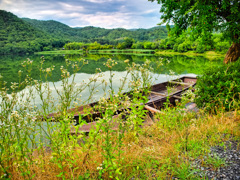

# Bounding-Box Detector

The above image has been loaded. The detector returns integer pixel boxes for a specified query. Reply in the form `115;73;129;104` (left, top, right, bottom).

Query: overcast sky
0;0;162;29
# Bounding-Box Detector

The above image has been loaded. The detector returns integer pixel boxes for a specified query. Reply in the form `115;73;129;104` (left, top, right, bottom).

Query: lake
0;53;222;106
0;53;222;146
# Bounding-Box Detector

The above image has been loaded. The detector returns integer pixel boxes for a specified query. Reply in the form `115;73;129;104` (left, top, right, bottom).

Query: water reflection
0;53;221;92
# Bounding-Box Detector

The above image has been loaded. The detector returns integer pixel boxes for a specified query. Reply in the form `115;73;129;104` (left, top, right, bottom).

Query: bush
177;43;188;52
173;44;179;52
195;44;205;53
195;61;240;112
215;41;231;52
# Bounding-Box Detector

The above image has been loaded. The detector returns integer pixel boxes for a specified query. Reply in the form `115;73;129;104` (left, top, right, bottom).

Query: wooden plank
150;91;166;97
144;105;163;114
169;81;191;86
172;95;182;99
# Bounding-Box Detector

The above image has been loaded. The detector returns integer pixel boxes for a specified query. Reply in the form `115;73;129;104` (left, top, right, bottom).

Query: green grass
155;50;225;60
89;49;155;55
35;49;226;60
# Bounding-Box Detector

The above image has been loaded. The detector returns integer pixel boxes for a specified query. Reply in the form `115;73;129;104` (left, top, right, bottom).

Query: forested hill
22;18;78;41
0;10;168;55
0;10;66;55
22;18;168;44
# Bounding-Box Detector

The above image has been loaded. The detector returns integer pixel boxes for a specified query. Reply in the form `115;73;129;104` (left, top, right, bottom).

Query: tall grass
0;57;239;179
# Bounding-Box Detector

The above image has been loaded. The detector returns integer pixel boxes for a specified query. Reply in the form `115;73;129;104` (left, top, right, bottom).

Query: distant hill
22;18;78;41
0;10;168;55
0;10;66;55
22;18;168;43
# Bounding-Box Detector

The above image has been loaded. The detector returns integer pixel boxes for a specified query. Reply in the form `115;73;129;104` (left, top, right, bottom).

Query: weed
202;154;226;170
173;161;199;179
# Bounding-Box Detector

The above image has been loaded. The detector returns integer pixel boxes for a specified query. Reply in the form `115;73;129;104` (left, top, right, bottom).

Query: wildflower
169;70;175;76
97;166;103;170
46;68;51;73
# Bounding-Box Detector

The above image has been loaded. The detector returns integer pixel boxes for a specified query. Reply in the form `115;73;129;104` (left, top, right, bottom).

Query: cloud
0;0;161;28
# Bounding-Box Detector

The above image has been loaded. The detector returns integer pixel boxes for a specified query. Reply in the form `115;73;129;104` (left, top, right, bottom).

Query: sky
0;0;162;29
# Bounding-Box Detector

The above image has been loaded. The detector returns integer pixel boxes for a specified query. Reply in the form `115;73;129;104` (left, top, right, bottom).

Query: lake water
0;53;222;147
0;53;222;106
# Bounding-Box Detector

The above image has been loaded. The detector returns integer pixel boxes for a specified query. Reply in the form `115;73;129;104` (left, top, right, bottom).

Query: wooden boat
45;76;197;133
145;76;197;112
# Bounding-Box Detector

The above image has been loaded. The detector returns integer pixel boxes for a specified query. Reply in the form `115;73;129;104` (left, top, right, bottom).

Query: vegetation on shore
0;57;239;179
150;0;240;63
34;50;83;55
61;31;230;56
36;49;225;59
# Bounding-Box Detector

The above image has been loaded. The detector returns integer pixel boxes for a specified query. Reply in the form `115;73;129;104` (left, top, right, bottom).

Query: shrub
195;44;205;53
173;44;179;52
177;43;188;52
195;61;240;112
215;41;231;52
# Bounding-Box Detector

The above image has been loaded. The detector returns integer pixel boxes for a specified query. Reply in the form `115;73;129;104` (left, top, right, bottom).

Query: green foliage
0;10;169;55
173;161;198;180
0;10;66;55
177;43;188;52
157;31;229;53
149;0;240;43
195;61;240;112
23;17;168;44
196;44;205;53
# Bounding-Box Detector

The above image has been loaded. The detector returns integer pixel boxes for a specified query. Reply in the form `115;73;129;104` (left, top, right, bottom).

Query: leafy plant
195;61;240;112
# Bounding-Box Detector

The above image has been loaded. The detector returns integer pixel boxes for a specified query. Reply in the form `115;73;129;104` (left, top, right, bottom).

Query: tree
123;37;134;48
149;0;240;63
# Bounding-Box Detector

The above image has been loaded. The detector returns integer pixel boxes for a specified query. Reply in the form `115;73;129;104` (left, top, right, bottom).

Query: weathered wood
144;105;163;114
173;95;182;99
151;92;182;100
169;81;191;86
150;91;166;96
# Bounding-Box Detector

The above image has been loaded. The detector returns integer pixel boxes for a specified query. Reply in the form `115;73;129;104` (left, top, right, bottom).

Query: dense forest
0;10;168;55
22;18;168;44
0;10;66;54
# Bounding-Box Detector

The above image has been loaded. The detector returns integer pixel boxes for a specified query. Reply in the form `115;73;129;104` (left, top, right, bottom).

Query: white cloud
83;0;123;3
58;2;84;12
71;12;137;29
0;0;161;29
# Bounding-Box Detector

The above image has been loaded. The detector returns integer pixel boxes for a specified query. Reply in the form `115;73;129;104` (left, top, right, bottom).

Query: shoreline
35;49;225;59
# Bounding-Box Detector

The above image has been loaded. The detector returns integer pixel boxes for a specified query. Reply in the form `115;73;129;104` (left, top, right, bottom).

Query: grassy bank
89;49;154;54
34;49;226;60
156;50;225;60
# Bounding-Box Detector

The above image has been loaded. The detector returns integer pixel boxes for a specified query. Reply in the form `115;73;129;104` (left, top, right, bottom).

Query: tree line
64;31;231;54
